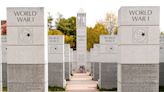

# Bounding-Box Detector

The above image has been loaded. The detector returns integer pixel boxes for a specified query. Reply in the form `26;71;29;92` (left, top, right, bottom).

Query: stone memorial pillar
7;7;48;92
48;35;65;88
118;6;160;92
64;44;70;81
160;35;164;86
76;9;87;70
92;44;100;81
99;35;118;89
1;35;7;87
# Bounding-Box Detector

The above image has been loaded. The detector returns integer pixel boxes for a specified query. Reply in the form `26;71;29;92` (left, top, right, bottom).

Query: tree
48;12;53;29
100;12;118;35
87;22;108;51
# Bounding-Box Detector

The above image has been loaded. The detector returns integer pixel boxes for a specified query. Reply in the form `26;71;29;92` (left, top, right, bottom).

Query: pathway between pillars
66;72;98;92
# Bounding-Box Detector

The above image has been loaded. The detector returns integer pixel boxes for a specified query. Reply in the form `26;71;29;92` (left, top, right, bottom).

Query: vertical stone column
92;44;100;81
0;25;2;92
86;51;91;72
118;6;160;92
72;51;77;73
64;44;70;81
7;7;47;92
99;35;118;89
48;35;65;88
76;9;87;69
1;35;7;87
160;35;164;86
90;48;94;77
70;49;73;75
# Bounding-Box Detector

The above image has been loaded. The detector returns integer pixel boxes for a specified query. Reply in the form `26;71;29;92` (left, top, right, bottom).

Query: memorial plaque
118;6;159;26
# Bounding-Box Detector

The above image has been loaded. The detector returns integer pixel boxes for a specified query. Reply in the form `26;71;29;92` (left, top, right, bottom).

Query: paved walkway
66;72;98;92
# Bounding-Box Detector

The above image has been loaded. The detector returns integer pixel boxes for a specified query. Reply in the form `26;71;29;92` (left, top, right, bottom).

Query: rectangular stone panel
48;35;64;45
119;45;159;64
119;26;159;45
48;63;65;87
100;45;118;54
8;64;46;92
48;54;64;63
99;63;117;89
65;62;70;80
118;64;159;92
93;62;99;81
48;45;64;54
118;6;160;26
2;63;7;87
7;7;44;26
7;27;44;45
7;46;44;64
100;35;118;45
160;63;164;86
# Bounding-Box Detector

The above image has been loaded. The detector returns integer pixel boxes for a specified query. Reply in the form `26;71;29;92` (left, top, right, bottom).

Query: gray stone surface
72;51;77;72
48;35;65;87
93;62;99;81
65;62;70;80
99;63;117;89
160;63;164;86
48;63;65;87
7;7;47;92
7;64;46;92
91;62;94;77
118;64;159;92
2;63;7;87
76;9;87;67
64;44;70;80
2;35;7;87
118;6;160;92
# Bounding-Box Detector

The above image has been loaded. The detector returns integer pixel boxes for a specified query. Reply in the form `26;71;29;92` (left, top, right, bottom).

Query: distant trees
47;12;118;50
100;12;118;35
87;22;108;51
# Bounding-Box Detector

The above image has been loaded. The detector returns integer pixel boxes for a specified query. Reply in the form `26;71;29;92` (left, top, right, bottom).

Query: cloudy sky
0;0;163;30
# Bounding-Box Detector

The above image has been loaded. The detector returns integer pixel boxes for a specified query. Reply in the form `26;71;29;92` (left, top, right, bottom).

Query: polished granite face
48;63;65;87
8;64;46;92
118;64;159;92
99;63;117;89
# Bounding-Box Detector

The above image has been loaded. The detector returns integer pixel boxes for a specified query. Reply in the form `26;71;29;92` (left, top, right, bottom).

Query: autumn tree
100;12;118;35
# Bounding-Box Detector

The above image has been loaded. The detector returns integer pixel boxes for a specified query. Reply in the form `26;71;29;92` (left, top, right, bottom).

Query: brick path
66;72;98;92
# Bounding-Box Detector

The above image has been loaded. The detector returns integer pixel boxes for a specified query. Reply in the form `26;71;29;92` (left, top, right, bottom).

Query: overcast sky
0;0;163;31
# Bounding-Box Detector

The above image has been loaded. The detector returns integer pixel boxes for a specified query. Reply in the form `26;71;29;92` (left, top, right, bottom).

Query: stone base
160;63;164;86
70;62;72;75
2;63;7;87
93;62;99;81
65;62;70;80
99;63;117;89
7;64;47;92
91;62;94;76
48;63;65;87
72;62;77;73
86;62;91;72
118;64;159;92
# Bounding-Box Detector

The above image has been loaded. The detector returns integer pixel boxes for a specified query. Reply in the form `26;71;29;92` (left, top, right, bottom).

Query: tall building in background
76;9;87;70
